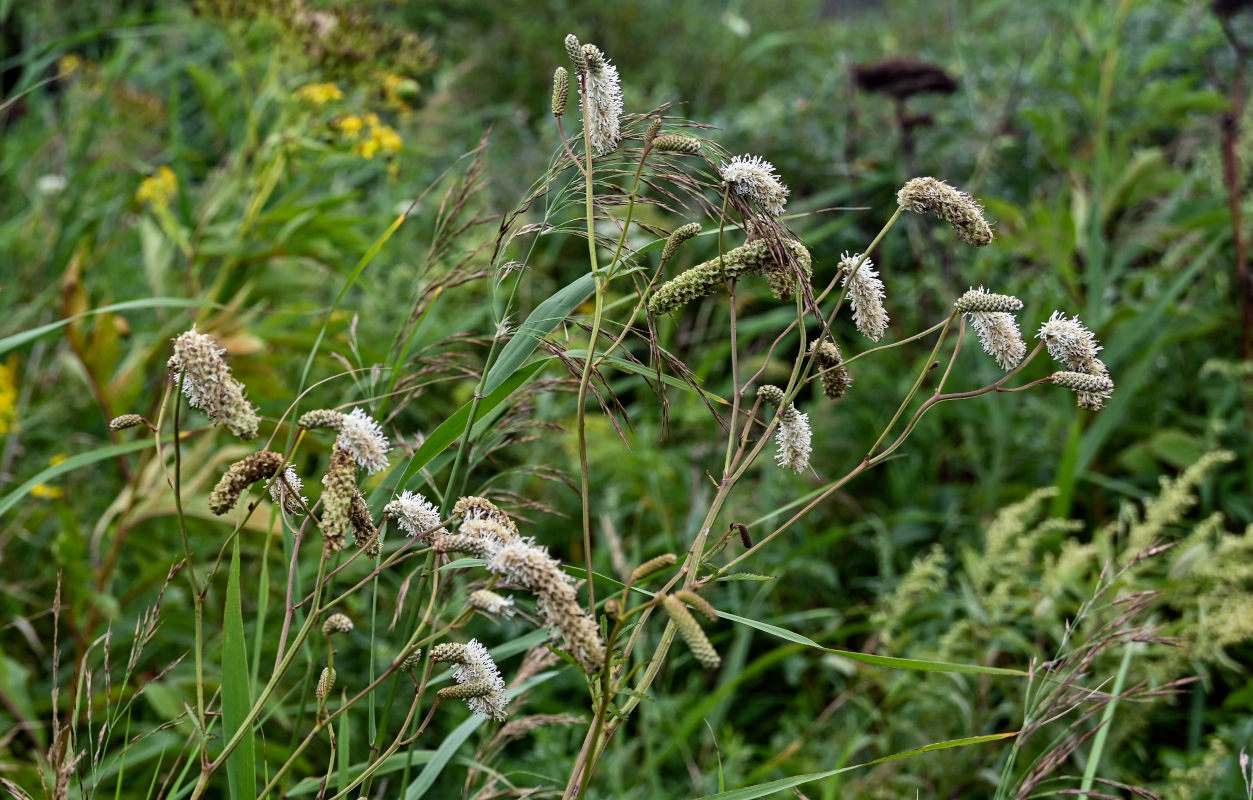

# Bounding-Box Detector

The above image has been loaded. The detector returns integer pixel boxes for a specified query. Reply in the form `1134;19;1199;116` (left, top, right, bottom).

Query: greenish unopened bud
661;223;701;263
661;594;720;669
954;288;1023;314
430;643;469;664
675;589;719;622
316;666;336;700
810;340;853;400
757;385;786;408
631;553;678;583
564;34;586;75
1052;371;1115;394
551;67;569;116
644;117;662;145
322;613;353;635
651;134;702;155
109;414;147;432
438;681;495;700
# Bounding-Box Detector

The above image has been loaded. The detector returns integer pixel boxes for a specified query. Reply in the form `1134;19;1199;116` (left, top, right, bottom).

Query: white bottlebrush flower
838;251;889;341
335;407;391;474
267;465;308;514
469;589;517;618
450;639;509;721
384;490;445;538
967;311;1026;370
1037;311;1113;410
774;406;812;472
578;43;623;155
720;154;789;217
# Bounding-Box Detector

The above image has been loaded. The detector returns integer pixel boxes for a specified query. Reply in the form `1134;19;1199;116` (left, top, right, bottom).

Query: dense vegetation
1;1;1250;798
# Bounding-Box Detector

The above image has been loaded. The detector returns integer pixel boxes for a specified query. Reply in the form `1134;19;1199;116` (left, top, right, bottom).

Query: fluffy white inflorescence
1036;311;1113;410
451;639;509;721
384;490;445;538
578;44;623;155
720;154;789;217
774;406;812;473
335;408;391;474
967;311;1026;370
838;251;889;341
267;466;307;514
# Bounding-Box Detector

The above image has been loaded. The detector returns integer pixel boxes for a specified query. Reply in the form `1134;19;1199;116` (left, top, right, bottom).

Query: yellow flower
0;356;16;435
337;114;364;140
294;82;343;106
354;122;402;159
379;72;420;110
355;138;381;159
135;166;178;210
57;54;83;78
31;484;63;500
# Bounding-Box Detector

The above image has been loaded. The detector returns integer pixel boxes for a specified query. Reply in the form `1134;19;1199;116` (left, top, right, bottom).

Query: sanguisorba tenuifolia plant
114;34;1120;799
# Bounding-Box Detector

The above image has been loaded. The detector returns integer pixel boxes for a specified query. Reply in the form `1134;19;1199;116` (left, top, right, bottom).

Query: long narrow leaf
482;272;594;395
221;539;256;800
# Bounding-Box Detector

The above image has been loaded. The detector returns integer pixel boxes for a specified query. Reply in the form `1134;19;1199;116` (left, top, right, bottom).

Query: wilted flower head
838;251;889;342
720;154;789;217
208;451;283;515
576;42;623;155
453;496;518;538
810;340;853;400
320;445;358;554
267;465;308;515
897;176;993;247
1037;311;1113;410
486;538;606;673
336;408;391;474
384;490;446;538
469;589;517;618
168;327;259;439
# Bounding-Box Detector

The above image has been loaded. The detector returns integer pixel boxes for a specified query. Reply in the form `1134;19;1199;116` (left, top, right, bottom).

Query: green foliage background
1;0;1250;797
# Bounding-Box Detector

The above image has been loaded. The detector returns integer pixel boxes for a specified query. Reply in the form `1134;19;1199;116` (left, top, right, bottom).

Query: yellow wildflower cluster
294;82;343;107
335;113;402;159
31;455;68;500
0;357;17;434
57;54;84;78
135;166;178;210
379;72;419;110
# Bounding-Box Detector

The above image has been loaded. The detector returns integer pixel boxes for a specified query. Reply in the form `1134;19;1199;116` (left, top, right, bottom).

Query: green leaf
0;298;210;356
692;732;1017;799
482;272;594;395
384;360;547;498
716;572;777;582
0;438;158;518
222;539;256;800
718;611;1027;677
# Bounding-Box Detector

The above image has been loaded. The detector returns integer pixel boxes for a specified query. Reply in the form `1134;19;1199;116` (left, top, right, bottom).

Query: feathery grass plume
384;490;446;538
810;340;853;399
954;286;1023;314
651;134;702;155
297;408;345;431
469;589;517;618
316;666;336;700
320;445;358;554
660;594;721;669
967;309;1026;370
661;222;701;263
322;613;353;634
108;413;147;431
631;553;678;583
1051;371;1115;395
1036;311;1113;410
336;407;390;474
486;538;607;673
756;385;812;472
720;154;789;217
897;176;993;247
399;649;423;672
648;238;811;314
675;589;719;622
577;42;623;155
644;117;662;145
432;638;509;720
551;67;568;116
168;327;259;439
267;465;308;515
563;33;585;75
838;251;889;342
454;496;519;538
349;492;379;554
208;450;283;515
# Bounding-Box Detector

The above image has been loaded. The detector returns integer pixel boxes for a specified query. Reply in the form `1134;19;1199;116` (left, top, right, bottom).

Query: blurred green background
1;0;1251;797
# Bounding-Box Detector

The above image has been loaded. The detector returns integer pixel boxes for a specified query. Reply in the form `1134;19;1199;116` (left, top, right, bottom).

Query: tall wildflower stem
866;312;956;459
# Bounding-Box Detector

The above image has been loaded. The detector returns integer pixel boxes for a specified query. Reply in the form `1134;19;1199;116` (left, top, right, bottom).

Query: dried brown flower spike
208;450;283;515
168;327;260;439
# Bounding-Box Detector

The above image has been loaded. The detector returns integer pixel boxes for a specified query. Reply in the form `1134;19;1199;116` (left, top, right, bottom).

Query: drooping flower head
838;251;889;342
720;154;789;217
336;407;391;474
432;638;509;721
957;287;1027;370
576;42;623;155
1037;311;1113;410
897;176;993;247
267;465;308;515
756;385;812;473
168;327;259;439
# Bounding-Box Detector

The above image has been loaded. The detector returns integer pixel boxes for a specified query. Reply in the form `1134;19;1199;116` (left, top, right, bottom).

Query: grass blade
221;539;256;799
